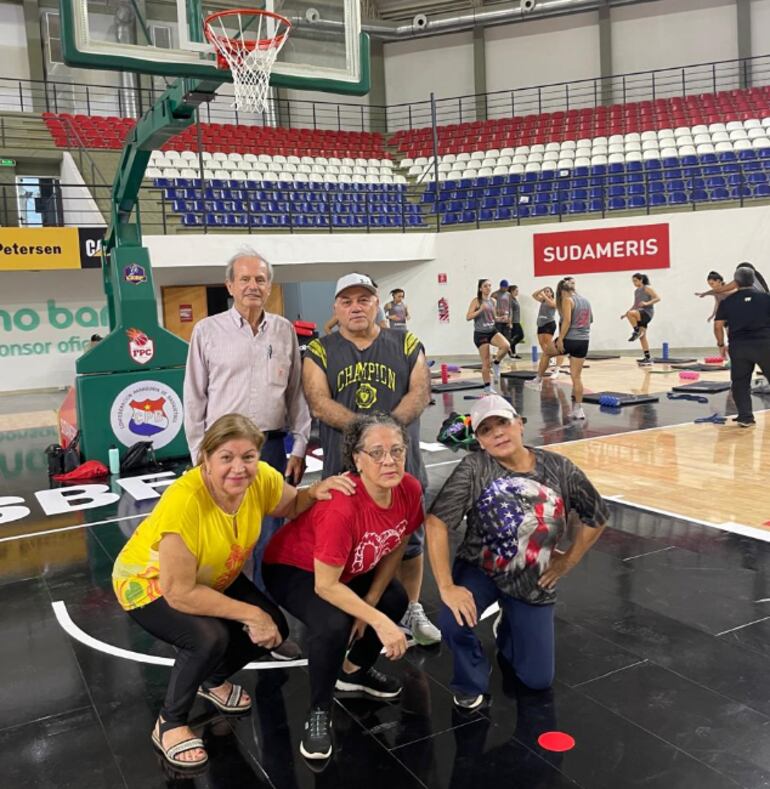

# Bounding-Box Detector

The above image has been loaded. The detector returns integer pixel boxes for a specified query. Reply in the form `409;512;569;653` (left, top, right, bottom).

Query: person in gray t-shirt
467;278;511;394
621;273;661;365
526;277;593;420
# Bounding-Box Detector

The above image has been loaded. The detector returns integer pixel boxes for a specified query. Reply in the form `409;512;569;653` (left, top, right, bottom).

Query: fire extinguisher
438;297;449;323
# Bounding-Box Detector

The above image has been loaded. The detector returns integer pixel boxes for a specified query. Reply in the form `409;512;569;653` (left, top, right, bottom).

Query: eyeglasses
357;445;407;464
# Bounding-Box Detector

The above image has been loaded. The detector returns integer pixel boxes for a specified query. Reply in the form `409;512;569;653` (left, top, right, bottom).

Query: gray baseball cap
335;273;378;298
470;394;519;431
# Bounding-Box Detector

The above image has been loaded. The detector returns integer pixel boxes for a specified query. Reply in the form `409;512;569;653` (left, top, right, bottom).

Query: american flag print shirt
429;449;608;604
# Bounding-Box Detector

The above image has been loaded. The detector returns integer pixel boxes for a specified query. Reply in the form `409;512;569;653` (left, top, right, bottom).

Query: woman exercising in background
466;278;511;394
622;273;660;366
532;286;563;378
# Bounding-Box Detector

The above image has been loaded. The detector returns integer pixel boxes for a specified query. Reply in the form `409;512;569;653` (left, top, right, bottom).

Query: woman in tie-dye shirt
425;395;607;711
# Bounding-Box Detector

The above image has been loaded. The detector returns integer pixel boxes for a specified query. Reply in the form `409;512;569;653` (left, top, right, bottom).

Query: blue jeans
252;434;288;593
438;560;555;696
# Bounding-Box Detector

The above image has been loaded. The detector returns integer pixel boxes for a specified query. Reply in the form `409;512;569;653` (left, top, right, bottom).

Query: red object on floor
537;731;576;752
52;460;109;481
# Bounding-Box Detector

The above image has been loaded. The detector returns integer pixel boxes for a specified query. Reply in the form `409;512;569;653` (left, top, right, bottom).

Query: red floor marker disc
537;731;576;752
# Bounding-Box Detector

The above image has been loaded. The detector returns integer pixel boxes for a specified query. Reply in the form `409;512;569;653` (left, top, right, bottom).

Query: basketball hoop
204;8;291;114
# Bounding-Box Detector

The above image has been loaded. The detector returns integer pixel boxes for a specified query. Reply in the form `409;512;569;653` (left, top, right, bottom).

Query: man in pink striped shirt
183;247;310;659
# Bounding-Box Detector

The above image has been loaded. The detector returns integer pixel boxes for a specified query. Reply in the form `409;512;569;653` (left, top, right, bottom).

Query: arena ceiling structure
352;0;658;38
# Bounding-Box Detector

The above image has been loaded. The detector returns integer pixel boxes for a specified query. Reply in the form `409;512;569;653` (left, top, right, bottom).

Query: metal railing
2;162;767;237
1;53;770;135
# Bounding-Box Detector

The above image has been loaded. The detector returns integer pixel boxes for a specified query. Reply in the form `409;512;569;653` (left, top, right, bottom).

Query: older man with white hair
183;247;310;659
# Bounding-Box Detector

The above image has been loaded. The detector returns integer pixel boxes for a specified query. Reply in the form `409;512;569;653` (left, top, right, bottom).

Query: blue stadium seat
627;184;645;196
182;212;202;226
629;195;646;209
479;208;495;222
588;199;604;212
609;197;626;210
710;188;730;201
668;191;687;205
705;176;726;189
608;185;625;198
533;204;550;217
648;181;665;194
568;200;587;214
461;210;477;223
690;189;709;202
754;183;770;197
731;186;752;199
649;193;667;207
495;207;512;220
442;212;458;225
517;205;531;217
573;166;590;177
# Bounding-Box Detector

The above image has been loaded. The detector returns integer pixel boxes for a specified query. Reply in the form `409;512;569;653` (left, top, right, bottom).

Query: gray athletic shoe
400;602;441;646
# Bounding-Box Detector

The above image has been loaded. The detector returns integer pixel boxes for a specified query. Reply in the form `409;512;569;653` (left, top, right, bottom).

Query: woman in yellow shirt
112;413;353;771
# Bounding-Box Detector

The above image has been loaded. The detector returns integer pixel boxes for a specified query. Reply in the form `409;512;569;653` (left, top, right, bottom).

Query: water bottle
108;445;120;475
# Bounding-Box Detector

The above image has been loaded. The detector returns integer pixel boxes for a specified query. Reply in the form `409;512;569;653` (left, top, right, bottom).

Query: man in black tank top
302;273;441;646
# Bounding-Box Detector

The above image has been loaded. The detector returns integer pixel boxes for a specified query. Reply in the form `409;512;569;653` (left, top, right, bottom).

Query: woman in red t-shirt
263;413;424;763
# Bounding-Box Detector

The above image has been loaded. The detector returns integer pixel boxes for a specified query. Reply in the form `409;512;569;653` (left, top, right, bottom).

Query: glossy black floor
2;376;770;788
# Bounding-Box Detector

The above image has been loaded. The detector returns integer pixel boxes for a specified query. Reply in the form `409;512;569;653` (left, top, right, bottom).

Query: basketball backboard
60;0;369;96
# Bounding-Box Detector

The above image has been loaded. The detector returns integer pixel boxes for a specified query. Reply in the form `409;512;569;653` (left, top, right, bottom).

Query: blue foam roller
661;342;669;361
531;345;539;363
599;395;621;407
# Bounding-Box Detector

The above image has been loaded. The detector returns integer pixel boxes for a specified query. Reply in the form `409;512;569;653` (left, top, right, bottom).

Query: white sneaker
571;405;586;420
550;367;561;380
525;377;543;391
400;602;441;646
548;358;558;367
483;384;497;394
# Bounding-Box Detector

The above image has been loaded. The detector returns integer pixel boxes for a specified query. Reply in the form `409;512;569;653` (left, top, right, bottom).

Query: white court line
621;546;676;563
716;615;770;638
0;513;146;545
52;600;308;670
605;495;770;543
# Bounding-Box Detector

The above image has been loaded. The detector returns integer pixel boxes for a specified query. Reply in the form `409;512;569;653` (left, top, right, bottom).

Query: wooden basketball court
548;410;769;535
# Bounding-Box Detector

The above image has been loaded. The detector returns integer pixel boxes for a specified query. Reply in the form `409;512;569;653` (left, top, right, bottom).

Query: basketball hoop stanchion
204;9;291;113
74;76;226;464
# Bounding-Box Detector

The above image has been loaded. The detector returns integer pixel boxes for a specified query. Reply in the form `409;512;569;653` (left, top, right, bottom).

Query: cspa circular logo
110;381;183;449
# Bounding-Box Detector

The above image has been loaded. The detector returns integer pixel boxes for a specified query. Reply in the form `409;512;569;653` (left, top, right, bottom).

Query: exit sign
0;159;15;167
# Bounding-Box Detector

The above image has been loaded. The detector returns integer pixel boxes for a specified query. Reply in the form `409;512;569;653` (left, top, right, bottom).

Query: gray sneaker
401;602;441;646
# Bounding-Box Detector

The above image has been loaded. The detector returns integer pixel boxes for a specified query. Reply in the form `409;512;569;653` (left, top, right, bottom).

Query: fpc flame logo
127;328;154;365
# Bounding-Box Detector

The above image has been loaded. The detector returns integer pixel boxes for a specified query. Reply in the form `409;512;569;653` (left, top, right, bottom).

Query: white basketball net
205;11;290;114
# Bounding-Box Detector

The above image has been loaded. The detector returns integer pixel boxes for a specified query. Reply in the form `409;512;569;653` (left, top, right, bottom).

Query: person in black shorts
621;273;661;366
528;277;593;420
467;278;511;394
532;286;563;377
508;285;524;358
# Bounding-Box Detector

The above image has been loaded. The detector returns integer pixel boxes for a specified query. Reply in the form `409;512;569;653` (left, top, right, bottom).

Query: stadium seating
40;84;770;230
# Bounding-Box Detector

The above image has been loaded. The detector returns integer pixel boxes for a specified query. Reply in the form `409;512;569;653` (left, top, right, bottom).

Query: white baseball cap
335;273;377;298
470;394;519;431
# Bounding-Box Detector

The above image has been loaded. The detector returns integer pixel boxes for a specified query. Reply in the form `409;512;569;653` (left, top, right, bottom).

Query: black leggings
128;574;289;725
263;563;408;710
